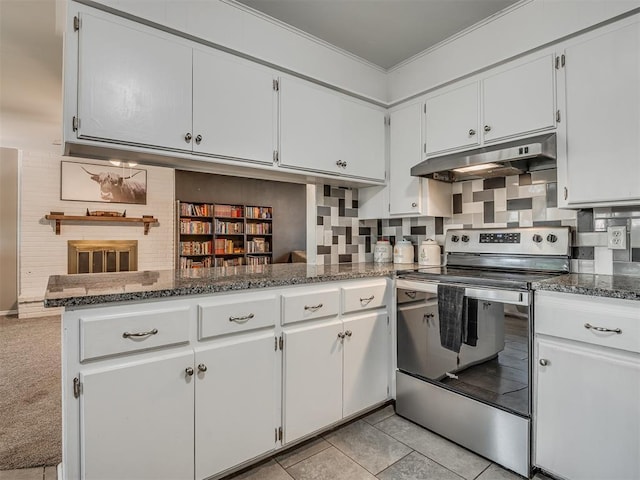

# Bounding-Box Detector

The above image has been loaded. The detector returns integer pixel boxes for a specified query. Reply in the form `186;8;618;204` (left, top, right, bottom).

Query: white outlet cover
607;226;627;250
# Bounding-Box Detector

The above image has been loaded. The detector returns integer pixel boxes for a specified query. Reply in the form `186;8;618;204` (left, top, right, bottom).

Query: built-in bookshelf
177;202;273;269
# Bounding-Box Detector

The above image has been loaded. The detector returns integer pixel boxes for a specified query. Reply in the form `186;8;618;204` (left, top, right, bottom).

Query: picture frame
60;161;147;205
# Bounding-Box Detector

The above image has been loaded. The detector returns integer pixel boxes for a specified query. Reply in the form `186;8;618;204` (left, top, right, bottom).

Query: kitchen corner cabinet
279;77;386;181
534;291;640;480
556;16;640;207
424;53;556;156
384;101;452;217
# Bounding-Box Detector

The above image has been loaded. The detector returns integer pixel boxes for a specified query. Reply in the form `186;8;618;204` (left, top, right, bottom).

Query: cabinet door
343;311;389;417
483;54;556;143
389;102;423;215
80;352;194;480
535;338;640;480
561;20;640;205
77;12;192;150
279;77;341;174
425;82;479;155
340;98;386;181
195;332;277;479
282;319;343;443
193;49;276;164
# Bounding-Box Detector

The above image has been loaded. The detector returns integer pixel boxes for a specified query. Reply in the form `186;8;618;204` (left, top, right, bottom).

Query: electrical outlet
607;226;627;250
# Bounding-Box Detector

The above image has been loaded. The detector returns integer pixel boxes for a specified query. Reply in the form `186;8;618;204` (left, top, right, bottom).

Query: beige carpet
0;314;61;469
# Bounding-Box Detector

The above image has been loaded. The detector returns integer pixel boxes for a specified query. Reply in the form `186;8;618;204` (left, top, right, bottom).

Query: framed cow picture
60;161;147;205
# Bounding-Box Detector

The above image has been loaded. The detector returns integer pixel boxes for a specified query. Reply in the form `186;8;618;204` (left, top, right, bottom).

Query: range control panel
479;232;521;244
445;227;570;256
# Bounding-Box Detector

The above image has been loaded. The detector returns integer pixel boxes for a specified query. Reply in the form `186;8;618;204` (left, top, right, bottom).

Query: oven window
397;289;529;416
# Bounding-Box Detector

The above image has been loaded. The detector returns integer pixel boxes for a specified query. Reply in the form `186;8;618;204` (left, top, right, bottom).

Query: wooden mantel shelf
45;213;158;235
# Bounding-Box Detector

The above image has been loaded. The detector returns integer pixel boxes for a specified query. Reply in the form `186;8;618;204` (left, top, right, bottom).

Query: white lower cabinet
343;311;389;417
195;332;278;479
534;291;640;480
282;318;344;443
282;305;390;443
535;338;640;480
80;351;195;480
64;280;391;480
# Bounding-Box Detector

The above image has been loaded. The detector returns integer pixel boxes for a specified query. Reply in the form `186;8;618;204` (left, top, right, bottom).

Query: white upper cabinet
425;82;480;155
483;54;556;143
558;17;640;207
279;77;342;175
76;12;192;150
279;77;386;181
386;101;452;217
424;53;556;156
340;98;386;181
193;49;277;165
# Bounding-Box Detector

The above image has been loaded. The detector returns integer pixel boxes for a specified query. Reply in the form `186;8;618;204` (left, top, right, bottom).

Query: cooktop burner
401;266;565;290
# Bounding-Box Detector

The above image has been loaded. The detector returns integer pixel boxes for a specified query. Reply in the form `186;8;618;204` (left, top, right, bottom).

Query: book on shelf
180;240;212;256
215;219;244;234
245;206;272;219
180;203;213;217
180;256;213;269
214;204;244;218
246;222;271;234
247;238;269;253
247;255;271;266
180;219;212;234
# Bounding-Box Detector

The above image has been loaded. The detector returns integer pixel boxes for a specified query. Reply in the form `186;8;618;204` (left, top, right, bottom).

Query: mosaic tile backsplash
315;169;640;275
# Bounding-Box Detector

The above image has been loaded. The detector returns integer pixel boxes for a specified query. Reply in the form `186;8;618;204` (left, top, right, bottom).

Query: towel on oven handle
437;284;478;352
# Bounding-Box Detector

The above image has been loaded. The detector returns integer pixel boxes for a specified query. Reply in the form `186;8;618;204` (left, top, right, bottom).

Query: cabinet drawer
282;287;340;325
80;307;190;361
536;291;640;354
198;294;278;339
342;280;388;314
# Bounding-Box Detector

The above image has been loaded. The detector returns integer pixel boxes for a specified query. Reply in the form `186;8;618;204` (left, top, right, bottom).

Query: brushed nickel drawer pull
404;291;417;299
229;313;254;323
584;323;622;334
360;295;375;304
304;303;323;311
122;328;158;339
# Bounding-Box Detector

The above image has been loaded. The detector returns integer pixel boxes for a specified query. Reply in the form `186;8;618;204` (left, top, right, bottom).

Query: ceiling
235;0;521;69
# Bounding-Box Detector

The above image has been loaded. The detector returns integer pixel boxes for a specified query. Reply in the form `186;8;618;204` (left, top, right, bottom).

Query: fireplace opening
68;240;138;274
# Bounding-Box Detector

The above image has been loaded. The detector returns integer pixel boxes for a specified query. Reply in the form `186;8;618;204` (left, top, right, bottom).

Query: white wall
19;153;175;318
388;0;640;103
88;0;388;102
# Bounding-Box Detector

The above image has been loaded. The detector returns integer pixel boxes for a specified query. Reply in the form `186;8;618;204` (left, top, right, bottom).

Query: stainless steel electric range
395;226;571;478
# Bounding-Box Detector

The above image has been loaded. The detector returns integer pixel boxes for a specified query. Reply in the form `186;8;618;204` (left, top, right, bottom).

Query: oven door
396;279;531;417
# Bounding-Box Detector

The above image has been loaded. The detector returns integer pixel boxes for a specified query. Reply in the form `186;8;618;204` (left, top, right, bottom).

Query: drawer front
342;280;388;314
282;287;340;325
80;307;191;361
536;291;640;354
198;294;278;339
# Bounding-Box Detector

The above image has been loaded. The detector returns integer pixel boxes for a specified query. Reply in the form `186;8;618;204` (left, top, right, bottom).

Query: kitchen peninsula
47;263;412;480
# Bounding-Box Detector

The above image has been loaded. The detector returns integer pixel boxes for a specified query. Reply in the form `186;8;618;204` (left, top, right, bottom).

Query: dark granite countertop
45;263;417;308
532;274;640;301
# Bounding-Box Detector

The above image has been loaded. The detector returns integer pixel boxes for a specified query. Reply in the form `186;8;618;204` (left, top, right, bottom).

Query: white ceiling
235;0;520;69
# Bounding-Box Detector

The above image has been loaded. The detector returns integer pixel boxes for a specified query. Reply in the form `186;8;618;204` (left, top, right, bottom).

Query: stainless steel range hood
411;133;557;182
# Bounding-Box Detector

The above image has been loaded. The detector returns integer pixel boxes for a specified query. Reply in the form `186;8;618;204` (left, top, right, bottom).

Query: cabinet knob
411;202;417;208
195;134;202;145
337;332;345;339
197;363;207;373
345;330;352;337
484;125;492;133
185;367;194;376
184;133;192;143
468;129;476;136
539;359;549;366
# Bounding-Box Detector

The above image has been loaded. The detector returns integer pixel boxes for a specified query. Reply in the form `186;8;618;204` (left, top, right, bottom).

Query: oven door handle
464;287;529;306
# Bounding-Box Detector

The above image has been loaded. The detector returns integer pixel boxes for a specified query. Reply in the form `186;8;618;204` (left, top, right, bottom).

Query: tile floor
225;405;552;480
0;407;554;480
